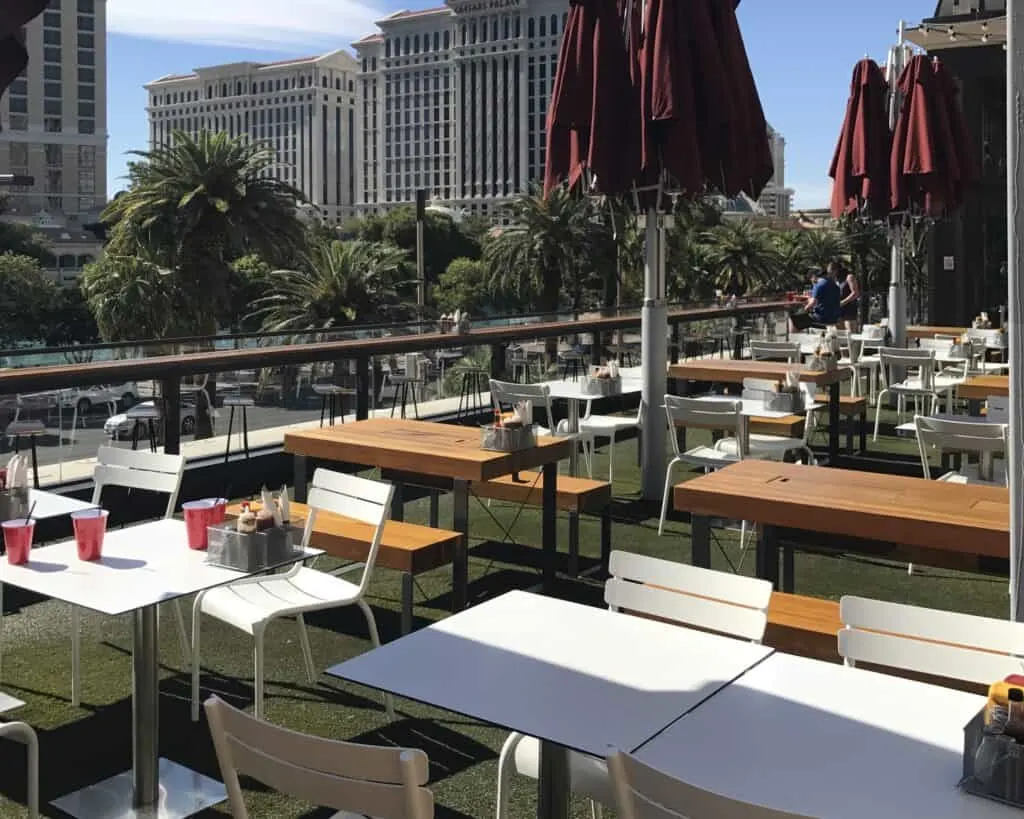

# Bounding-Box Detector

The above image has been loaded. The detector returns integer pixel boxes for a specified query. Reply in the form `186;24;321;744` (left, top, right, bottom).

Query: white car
60;383;139;415
104;400;197;441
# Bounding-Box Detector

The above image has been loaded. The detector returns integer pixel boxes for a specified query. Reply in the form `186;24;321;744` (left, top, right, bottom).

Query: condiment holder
580;362;623;396
206;486;302;572
482;400;536;451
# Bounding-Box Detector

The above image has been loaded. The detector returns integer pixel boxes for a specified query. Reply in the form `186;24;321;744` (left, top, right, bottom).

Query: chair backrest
205;695;433;819
663;395;747;459
91;446;185;518
750;340;800;362
606;749;812;819
861;324;886;341
605;551;771;642
914;415;1007;482
838;595;1024;685
916;338;953;354
878;347;935;390
304;468;393;596
489;380;555;431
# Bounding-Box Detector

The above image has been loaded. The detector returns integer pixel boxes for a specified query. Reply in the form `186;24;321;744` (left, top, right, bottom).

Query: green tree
0;198;54;265
100;130;306;335
225;254;273;331
39;286;100;352
798;228;849;272
702;220;780;295
80;253;184;342
434;256;516;315
252;239;411;332
0;254;58;345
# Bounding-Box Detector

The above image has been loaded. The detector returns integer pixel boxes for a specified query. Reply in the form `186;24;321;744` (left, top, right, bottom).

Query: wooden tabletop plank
674;460;1007;558
668;359;851;387
958;375;1009;401
906;325;970;340
284;418;572;482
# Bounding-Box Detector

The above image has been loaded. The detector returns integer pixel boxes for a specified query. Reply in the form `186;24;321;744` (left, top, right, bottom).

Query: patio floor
0;413;1009;817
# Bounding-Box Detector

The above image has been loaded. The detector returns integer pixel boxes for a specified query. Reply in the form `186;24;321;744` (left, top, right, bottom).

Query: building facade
0;0;108;224
353;0;567;218
756;125;793;218
145;51;359;224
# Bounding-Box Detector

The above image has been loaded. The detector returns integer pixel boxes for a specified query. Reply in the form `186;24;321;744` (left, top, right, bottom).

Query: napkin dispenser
206;520;302;572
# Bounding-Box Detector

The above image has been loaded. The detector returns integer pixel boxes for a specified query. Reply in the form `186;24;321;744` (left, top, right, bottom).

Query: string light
912;21;1006;47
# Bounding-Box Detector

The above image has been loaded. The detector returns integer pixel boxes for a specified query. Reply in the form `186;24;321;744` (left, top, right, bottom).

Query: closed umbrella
543;0;640;198
0;1;47;96
829;58;892;219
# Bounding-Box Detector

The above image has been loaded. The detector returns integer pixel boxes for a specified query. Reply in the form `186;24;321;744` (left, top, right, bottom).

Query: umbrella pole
887;21;908;349
641;207;668;501
1007;0;1024;620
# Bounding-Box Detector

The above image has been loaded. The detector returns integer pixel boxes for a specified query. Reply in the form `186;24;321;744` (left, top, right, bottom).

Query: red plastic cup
209;497;228;526
71;509;108;561
2;518;33;565
183;499;218;550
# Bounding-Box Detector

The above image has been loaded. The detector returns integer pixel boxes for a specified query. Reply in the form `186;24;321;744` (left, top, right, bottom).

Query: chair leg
190;599;202;722
241;407;250;458
253;626;265;721
296;613;316;684
224;406;235;464
319;396;327;427
171;600;190;669
872;389;890;441
608;432;616;486
357;599;393;717
71;604;81;708
495;732;527;819
658;461;678;536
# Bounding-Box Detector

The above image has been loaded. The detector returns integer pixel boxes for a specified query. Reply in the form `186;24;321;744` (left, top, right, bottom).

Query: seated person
806;266;841;327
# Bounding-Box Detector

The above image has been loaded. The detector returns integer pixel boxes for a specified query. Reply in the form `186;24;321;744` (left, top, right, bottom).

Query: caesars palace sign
448;0;522;13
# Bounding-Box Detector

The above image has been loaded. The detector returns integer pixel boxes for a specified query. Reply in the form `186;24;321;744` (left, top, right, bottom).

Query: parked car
103;400;197;441
60;383;139;415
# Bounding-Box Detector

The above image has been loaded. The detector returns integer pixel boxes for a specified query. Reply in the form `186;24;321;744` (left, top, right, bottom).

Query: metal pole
1007;0;1024;620
640;209;668;501
888;21;908;349
132;605;160;807
416;217;425;334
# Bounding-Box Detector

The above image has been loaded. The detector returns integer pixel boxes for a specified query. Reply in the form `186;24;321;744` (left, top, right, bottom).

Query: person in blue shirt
806;265;842;327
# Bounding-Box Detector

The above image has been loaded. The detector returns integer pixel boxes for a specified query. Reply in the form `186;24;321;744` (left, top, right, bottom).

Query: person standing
806;264;842;328
835;261;861;331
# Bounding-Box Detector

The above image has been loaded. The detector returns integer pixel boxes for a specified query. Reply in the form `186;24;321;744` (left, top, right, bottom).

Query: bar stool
388;375;420;419
455;367;490;423
312;384;350;427
6;420;44;488
508;349;538;383
559;350;586;381
127;404;162;453
223;394;254;462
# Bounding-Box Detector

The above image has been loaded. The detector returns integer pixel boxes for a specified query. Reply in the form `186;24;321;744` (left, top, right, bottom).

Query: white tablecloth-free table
635;652;1017;819
0;517;318;818
22;488;93;520
327;589;773;819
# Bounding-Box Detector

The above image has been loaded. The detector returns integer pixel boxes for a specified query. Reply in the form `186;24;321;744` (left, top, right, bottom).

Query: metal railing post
160;375;181;455
355;355;370;421
490;343;505;380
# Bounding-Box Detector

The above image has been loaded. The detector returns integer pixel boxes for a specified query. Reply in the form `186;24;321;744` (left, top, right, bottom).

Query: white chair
914;414;1007;486
495;551;771;819
749;340;800;363
68;446;187;707
713;380;816;466
606;748;812;819
872;348;946;441
489;380;594;476
204;695;433;819
191;468;394;721
0;722;38;818
838;595;1024;685
659;396;747;536
579;399;644;488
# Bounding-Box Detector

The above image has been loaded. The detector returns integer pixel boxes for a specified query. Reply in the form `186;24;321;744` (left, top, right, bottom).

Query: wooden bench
226;502;462;635
748;416;804;438
815;393;868;453
765;592;841;663
470;473;613;576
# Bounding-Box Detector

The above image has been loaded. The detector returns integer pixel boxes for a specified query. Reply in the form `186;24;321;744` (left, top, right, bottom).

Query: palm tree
485;185;603;316
798;228;849;272
101;130;306;335
80;253;183;342
702;221;780;295
252;239;411;333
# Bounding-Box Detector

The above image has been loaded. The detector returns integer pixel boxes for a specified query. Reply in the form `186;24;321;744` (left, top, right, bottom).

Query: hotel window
44;46;61;63
78;0;94;11
78;14;94;31
43;11;61;27
78;50;94;66
43;28;61;45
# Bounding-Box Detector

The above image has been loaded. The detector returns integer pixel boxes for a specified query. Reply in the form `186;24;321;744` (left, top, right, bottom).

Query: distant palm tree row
82;130;896;342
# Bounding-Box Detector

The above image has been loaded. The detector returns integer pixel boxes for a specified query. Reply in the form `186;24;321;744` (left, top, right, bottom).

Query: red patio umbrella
829;59;892;219
890;54;977;217
543;0;640;198
0;1;47;96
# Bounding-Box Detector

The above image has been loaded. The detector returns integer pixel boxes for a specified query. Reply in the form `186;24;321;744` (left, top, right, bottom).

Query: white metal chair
204;695;432;819
606;748;812;819
579;399;645;488
659;396;747;536
489;380;594;476
838;595;1024;685
749;340;800;363
68;446;187;707
191;468;394;721
872;348;947;441
914;414;1007;486
0;722;38;818
712;380;817;465
495;551;771;819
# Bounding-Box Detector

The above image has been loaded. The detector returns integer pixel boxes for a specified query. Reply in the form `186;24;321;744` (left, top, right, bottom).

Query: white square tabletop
26;489;94;520
327;590;773;757
0;518;320;616
634;652;1018;819
542;379;643;401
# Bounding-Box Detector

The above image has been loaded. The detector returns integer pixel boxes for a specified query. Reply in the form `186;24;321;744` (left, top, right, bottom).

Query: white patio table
326;589;773;819
635;651;1017;819
0;517;317;818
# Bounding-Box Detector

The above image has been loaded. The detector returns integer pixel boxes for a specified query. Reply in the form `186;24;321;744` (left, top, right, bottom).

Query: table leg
690;514;711;568
537;740;570;819
828;382;840;465
293;454;308;503
452;479;469;611
541;462;558;595
51;605;226;817
390;482;406;523
567;399;580;477
757;525;780;588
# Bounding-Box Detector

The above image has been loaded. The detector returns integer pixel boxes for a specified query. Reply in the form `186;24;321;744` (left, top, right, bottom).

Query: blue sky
105;0;939;209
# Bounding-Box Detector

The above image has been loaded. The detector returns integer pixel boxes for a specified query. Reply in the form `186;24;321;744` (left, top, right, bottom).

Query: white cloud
107;0;387;51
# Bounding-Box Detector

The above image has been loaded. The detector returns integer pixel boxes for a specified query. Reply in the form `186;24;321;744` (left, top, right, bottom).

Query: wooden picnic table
667;360;851;465
906;324;970;340
674;460;1008;591
284;418;572;609
958;374;1008;411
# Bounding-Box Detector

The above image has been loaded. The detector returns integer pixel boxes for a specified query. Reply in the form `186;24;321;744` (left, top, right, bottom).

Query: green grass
0;409;1008;817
